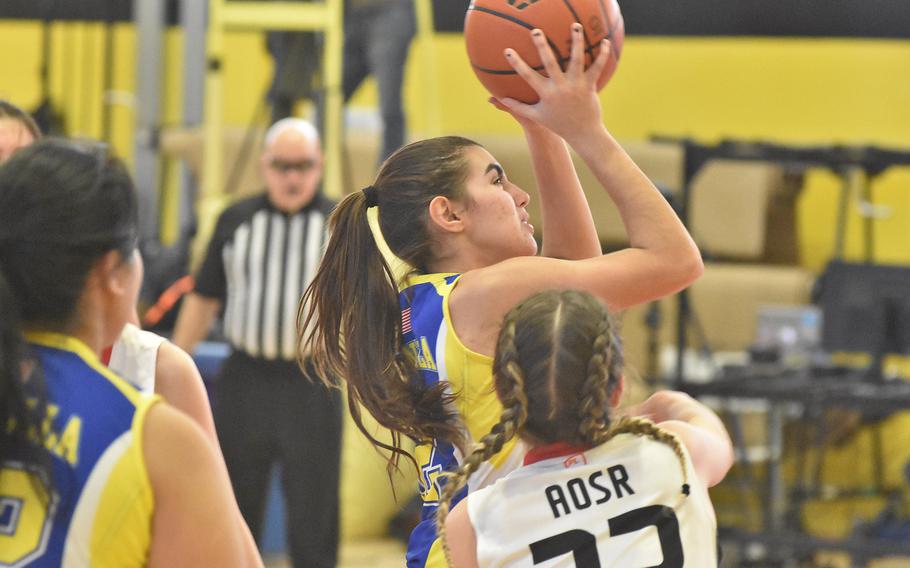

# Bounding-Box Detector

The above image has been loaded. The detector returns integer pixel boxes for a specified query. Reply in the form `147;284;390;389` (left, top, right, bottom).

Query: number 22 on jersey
529;505;683;567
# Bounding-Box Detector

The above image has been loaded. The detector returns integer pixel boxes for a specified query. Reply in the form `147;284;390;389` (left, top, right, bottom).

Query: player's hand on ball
487;96;549;134
498;24;611;144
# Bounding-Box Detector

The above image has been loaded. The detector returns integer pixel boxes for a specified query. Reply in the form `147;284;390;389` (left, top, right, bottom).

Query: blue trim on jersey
400;275;466;567
9;342;141;566
406;486;467;568
398;273;459;387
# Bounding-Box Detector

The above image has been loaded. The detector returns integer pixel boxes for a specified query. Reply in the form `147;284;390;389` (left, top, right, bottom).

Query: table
683;366;910;565
650;137;910;386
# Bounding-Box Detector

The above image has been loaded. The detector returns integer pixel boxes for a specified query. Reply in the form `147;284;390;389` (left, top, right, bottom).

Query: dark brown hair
435;290;690;563
0;100;42;140
0;139;139;500
299;136;481;472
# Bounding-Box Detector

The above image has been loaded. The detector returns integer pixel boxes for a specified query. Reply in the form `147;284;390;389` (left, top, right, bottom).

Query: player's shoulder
456;256;570;301
118;323;166;351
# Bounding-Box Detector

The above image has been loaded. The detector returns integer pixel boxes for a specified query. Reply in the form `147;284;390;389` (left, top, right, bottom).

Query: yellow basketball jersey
1;332;159;567
400;273;526;568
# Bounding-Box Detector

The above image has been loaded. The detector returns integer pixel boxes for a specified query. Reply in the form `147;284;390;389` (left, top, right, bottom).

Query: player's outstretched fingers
529;28;564;82
585;39;612;85
497;95;539;123
567;23;586;76
504;48;546;94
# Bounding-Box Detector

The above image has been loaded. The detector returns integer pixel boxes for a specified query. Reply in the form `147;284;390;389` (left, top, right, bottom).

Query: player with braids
439;290;734;568
301;25;704;567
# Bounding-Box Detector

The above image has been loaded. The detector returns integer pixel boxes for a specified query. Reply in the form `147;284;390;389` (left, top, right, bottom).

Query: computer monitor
753;305;822;368
816;260;910;380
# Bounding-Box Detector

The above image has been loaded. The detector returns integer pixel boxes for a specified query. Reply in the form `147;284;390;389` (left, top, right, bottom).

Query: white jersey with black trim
108;323;167;394
467;431;718;567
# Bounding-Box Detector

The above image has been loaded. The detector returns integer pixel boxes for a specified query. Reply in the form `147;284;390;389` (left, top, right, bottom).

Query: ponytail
299;136;480;473
0;266;51;502
299;191;462;472
0;267;25;460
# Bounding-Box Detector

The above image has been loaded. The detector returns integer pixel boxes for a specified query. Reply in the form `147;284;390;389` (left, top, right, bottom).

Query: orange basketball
464;0;625;104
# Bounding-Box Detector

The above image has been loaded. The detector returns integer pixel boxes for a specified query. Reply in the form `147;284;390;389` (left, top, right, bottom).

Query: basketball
464;0;625;103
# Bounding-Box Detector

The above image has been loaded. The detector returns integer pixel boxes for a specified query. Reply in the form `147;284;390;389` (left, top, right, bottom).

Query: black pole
675;140;709;387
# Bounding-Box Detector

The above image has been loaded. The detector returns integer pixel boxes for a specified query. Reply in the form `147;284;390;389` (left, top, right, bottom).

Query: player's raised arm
452;28;701;352
499;31;702;310
622;390;734;487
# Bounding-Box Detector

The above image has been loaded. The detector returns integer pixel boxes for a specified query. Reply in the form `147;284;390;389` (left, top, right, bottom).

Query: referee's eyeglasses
268;158;318;174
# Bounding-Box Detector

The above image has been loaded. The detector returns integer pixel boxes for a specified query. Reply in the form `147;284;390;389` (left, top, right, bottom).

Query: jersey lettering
608;505;684;567
545;464;635;518
405;337;438;372
529;505;684;567
420;462;443;503
12;403;83;466
531;529;599;566
589;471;612;504
0;464;57;566
417;443;451;504
607;464;634;498
1;496;22;535
566;478;592;510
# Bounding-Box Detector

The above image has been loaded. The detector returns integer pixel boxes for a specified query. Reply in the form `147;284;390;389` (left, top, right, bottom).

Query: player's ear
93;250;127;295
427;195;465;234
608;375;625;408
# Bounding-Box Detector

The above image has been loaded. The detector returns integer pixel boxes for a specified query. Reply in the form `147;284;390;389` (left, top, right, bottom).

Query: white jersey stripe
227;224;251;347
295;210;324;359
261;213;286;360
243;211;269;356
61;432;133;568
282;214;305;360
222;243;234;337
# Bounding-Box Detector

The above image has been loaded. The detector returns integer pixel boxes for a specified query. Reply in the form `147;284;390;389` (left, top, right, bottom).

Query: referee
173;118;340;568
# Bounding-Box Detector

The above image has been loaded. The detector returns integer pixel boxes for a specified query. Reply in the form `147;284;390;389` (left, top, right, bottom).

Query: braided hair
435;319;529;565
436;290;691;564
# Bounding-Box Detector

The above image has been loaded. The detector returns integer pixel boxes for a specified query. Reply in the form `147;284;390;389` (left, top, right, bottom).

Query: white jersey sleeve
108;323;167;394
467;432;718;568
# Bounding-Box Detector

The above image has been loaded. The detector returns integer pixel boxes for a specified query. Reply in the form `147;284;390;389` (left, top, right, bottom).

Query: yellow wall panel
1;21;908;270
2;16;910;542
0;21;44;108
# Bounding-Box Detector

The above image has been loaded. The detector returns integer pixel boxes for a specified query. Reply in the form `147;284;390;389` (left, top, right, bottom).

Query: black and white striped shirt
194;193;334;361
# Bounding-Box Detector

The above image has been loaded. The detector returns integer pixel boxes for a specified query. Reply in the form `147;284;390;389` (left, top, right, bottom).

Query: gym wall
0;3;908;272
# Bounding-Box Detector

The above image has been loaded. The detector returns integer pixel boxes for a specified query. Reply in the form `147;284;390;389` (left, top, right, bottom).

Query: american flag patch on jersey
402;307;412;334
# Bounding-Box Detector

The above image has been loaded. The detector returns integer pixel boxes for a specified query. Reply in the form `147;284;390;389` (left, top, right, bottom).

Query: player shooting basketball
301;24;703;567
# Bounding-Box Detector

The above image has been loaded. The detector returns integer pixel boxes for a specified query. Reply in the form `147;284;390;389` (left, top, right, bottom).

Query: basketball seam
560;0;596;52
597;0;610;32
467;6;567;61
473;63;546;76
472;40;606;75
